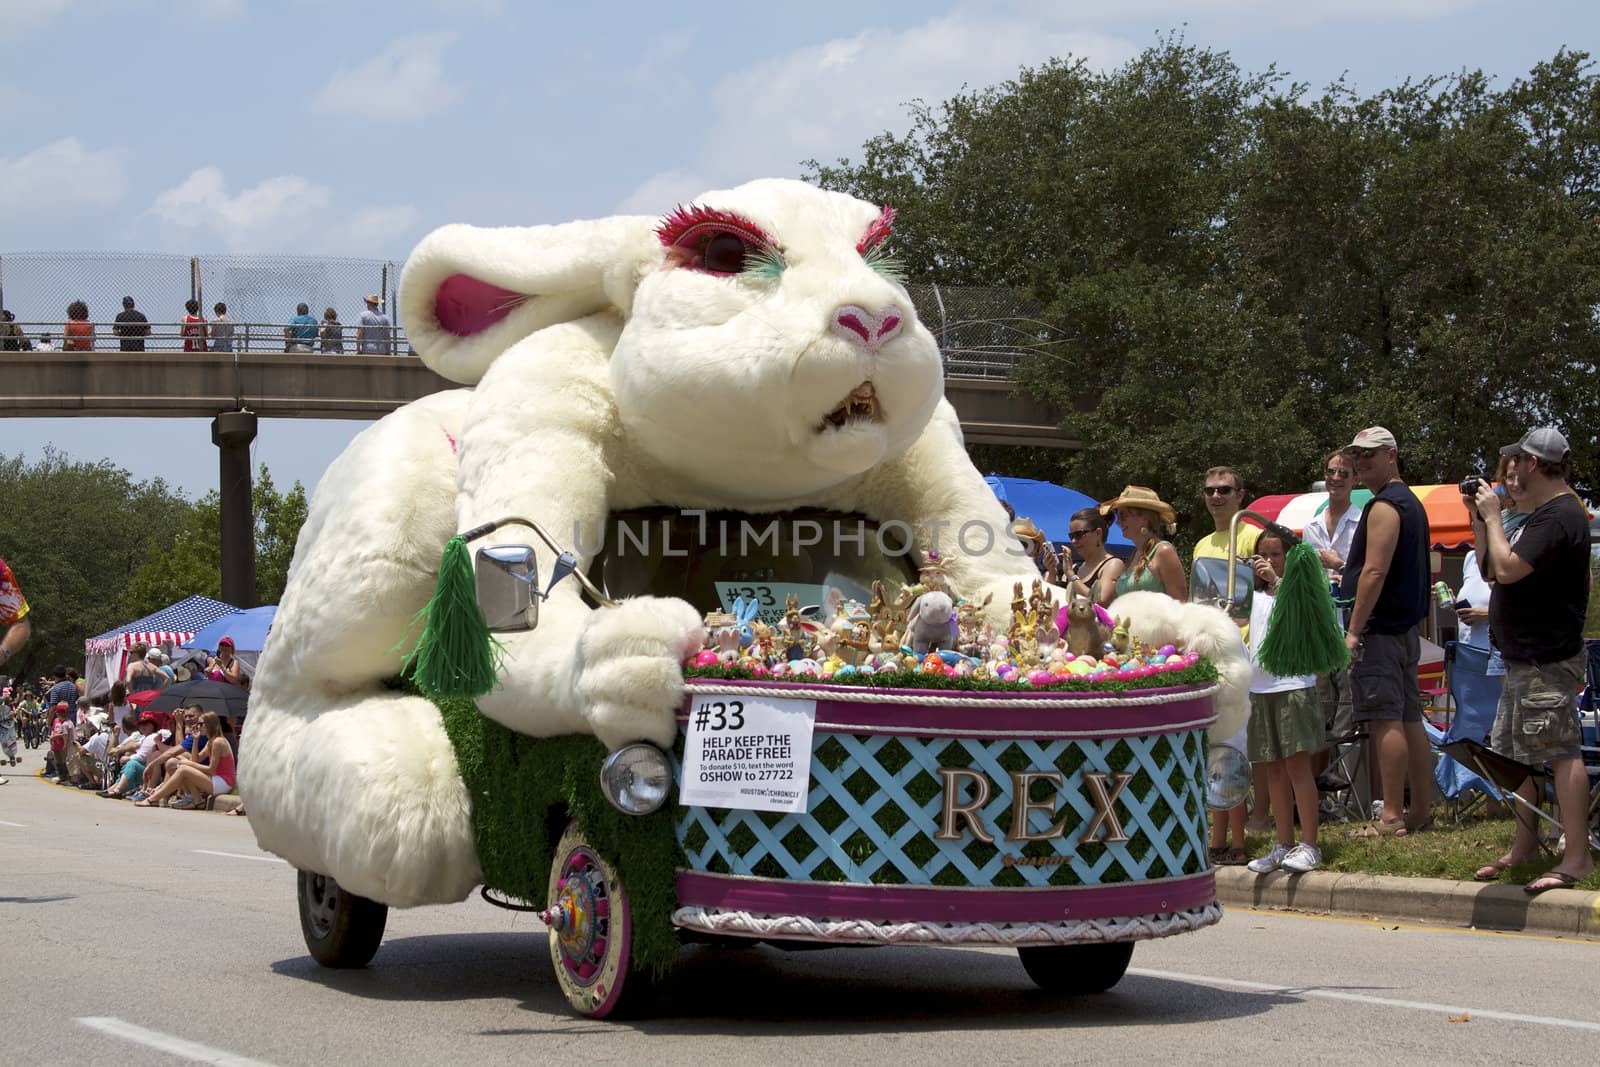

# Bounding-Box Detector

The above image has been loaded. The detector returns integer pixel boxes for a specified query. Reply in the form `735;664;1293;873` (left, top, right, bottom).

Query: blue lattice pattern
675;730;1209;889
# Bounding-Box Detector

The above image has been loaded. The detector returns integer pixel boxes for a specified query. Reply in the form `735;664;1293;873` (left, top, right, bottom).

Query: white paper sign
679;695;816;813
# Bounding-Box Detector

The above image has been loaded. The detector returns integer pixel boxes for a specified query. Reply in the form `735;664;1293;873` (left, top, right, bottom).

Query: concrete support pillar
212;410;258;608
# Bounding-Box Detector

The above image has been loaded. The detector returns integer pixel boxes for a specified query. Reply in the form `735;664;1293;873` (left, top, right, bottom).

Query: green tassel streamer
1258;542;1350;678
402;535;504;698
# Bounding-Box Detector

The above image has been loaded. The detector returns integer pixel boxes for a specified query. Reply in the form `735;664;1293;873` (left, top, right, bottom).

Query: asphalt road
4;747;1599;1067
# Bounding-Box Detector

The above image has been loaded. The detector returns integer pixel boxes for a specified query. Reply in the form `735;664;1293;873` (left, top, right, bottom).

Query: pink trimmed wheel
543;822;643;1018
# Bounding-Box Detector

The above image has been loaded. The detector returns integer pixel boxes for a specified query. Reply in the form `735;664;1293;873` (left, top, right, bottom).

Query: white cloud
327;204;422;256
0;0;74;40
1021;0;1480;22
0;137;127;222
311;32;461;123
617;9;1134;213
150;167;332;251
146;167;419;254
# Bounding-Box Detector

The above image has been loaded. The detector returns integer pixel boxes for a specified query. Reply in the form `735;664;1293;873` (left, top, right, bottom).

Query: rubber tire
297;869;389;968
546;821;650;1019
1017;941;1135;994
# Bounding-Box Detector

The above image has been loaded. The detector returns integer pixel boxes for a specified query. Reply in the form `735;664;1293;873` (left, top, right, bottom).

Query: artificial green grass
432;695;684;977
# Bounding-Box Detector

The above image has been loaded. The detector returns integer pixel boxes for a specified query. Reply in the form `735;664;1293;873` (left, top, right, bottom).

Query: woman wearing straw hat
1101;485;1187;602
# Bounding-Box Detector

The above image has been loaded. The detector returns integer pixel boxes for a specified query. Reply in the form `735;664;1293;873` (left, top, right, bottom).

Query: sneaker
1247;843;1292;874
169;796;196;810
1281;843;1323;873
128;791;147;802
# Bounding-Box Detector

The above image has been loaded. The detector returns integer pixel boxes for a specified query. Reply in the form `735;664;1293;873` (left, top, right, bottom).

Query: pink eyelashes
856;205;896;253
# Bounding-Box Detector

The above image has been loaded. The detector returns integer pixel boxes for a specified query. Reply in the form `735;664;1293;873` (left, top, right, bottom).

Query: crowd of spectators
0;294;397;354
2;639;249;814
1002;423;1594;885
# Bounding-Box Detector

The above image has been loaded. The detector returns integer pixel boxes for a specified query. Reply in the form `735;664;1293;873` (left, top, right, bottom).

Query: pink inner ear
435;273;526;337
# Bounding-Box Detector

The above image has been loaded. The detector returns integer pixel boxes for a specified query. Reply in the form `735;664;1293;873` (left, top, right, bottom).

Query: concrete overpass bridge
0;350;1073;604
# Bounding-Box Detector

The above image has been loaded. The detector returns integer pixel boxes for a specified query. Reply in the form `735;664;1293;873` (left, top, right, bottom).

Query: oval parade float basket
670;677;1223;948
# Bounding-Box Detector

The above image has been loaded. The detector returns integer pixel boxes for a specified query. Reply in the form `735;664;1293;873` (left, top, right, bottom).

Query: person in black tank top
1340;427;1435;838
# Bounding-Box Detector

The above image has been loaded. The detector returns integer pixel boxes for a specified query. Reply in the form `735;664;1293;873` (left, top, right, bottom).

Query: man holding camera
1341;427;1435;837
1466;427;1594;892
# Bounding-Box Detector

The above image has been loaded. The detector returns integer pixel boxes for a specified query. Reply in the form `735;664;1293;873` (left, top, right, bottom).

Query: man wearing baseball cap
358;293;392;354
1340;426;1434;838
1463;426;1593;891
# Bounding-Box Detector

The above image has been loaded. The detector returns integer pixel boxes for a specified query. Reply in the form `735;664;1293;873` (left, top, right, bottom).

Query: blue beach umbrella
182;605;277;653
984;475;1132;552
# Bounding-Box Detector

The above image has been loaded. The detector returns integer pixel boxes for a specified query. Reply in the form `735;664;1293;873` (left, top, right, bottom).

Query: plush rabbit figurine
241;178;1065;908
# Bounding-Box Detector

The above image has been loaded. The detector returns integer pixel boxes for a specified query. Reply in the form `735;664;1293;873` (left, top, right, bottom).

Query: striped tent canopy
85;595;240;655
1246;484;1485;550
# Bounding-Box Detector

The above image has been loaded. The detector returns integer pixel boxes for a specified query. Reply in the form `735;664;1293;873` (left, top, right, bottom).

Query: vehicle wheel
297;869;388;968
1017;940;1135;994
544;821;648;1018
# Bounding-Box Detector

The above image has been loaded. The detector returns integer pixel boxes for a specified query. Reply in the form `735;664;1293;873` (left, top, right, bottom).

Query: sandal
1348;819;1407;839
1524;870;1584;894
1396;819;1435;837
1474;859;1514;882
132;799;155;808
223;807;247;817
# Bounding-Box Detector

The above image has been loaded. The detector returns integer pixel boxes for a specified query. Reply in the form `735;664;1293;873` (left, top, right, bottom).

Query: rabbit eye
702;231;754;274
656;203;785;279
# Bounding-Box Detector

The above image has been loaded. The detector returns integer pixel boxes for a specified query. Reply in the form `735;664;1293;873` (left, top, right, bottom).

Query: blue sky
2;0;1594;499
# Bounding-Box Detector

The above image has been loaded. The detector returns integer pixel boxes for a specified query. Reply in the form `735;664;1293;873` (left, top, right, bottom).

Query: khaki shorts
1491;651;1585;764
1248;688;1325;763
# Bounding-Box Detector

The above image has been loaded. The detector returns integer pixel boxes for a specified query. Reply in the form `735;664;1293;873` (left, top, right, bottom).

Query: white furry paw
574;597;706;749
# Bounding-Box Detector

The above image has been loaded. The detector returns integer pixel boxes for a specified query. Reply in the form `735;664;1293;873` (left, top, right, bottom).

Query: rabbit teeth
819;382;881;431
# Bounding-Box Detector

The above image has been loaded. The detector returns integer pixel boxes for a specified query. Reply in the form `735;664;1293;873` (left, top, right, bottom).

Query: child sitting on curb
1245;529;1325;874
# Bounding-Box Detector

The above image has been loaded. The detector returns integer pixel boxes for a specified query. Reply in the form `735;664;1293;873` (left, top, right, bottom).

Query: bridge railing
2;321;412;356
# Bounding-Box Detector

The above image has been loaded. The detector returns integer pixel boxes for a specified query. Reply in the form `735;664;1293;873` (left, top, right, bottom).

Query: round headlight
1205;743;1251;811
599;743;672;815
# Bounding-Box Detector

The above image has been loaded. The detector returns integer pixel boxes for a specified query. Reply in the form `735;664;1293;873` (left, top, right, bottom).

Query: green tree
124;465;309;613
809;40;1600;517
0;448;193;679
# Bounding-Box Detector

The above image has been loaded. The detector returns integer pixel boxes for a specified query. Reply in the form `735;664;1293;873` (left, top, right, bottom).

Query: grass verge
1241;807;1599;891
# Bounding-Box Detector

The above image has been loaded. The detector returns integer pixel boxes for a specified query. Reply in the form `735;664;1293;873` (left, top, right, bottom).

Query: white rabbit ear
399;215;662;385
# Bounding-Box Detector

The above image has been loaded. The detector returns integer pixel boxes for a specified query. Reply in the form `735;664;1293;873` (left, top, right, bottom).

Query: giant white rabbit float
242;177;1255;1015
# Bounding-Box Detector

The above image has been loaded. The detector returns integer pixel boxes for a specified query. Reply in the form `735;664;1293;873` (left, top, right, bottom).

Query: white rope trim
683;681;1220;710
671;901;1223;947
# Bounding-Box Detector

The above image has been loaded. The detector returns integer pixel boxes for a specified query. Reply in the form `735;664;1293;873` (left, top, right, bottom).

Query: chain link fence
0;251;401;353
0;253;1049;375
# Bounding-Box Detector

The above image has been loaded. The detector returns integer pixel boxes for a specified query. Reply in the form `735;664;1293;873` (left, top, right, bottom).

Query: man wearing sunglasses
1340;426;1434;837
1195;465;1261;584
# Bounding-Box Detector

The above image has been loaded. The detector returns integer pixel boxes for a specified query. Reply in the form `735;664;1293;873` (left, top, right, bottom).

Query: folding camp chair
1430;642;1506;823
1437;738;1564;857
1317;722;1372;823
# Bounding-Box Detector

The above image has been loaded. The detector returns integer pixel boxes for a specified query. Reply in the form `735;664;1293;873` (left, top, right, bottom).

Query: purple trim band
674;870;1216;924
679;681;1215;738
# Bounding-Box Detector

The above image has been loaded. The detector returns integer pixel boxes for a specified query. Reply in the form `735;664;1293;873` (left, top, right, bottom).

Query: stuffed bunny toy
241;178;1101;908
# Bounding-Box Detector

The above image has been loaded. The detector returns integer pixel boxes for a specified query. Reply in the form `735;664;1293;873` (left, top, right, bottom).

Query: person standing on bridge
63;300;94;351
1;311;33;351
358;294;391;354
210;303;235;352
113;297;150;352
181;299;208;352
286;303;319;352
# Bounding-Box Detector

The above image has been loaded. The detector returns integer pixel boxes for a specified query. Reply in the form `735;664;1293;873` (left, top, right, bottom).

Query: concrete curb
34;767;243;812
1216;866;1600;939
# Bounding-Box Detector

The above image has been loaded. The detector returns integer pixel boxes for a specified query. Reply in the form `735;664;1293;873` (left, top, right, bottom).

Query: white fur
244;179;1064;906
1107;591;1252;739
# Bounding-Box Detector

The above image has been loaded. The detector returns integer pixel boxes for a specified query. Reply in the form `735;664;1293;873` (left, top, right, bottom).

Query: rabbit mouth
817;381;882;431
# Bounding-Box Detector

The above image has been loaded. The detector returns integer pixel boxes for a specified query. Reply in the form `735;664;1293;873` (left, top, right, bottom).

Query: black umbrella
140;678;250;717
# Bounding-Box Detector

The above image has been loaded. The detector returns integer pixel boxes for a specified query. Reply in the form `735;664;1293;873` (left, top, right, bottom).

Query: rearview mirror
1189;556;1253;622
475;545;538;632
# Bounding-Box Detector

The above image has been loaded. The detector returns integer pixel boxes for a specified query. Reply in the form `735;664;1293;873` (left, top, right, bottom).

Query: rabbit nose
831;304;904;353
